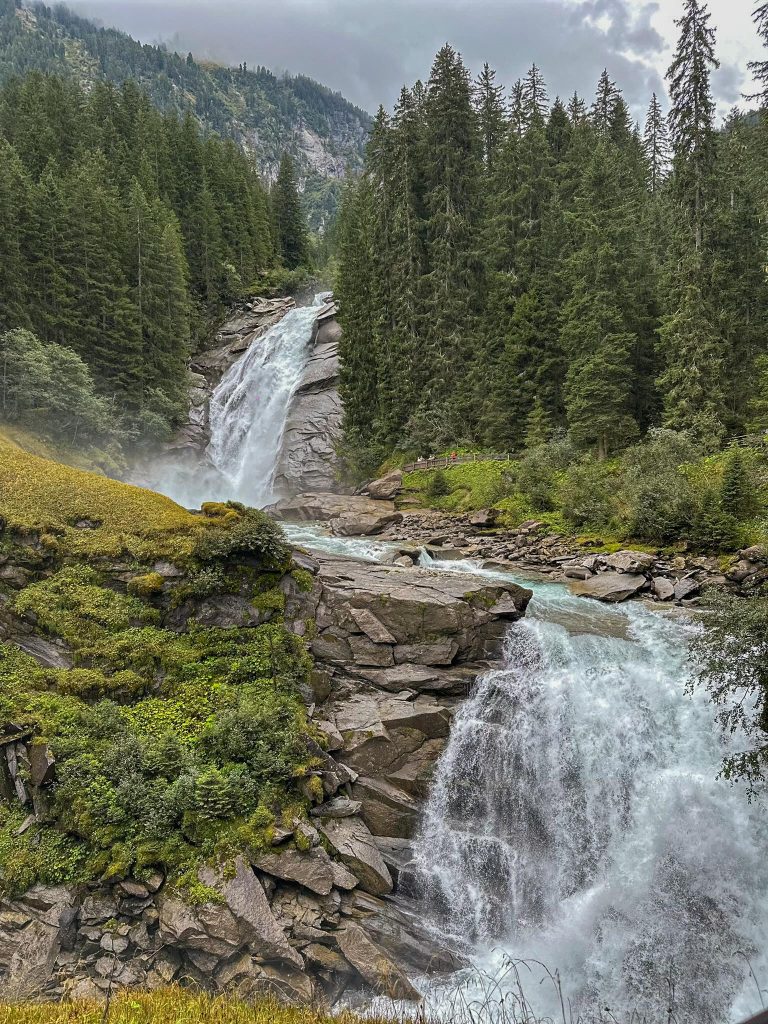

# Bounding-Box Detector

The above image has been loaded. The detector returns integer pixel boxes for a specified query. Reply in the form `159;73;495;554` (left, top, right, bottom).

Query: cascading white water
270;528;768;1021
152;294;328;509
410;579;768;1024
205;294;329;507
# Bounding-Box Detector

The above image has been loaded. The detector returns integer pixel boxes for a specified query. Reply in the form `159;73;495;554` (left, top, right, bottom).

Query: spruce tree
473;63;506;171
271;152;310;270
591;70;622;135
666;0;719;252
420;45;483;442
748;2;768;102
643;93;671;193
657;257;725;444
720;447;754;518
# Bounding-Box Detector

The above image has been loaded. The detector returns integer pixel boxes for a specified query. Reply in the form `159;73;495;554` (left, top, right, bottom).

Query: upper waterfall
205;293;329;507
149;293;328;509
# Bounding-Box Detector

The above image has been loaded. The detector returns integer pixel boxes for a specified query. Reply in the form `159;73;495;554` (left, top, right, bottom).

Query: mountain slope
0;0;371;226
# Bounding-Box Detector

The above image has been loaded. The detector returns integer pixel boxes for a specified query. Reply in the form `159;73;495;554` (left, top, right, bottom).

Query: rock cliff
273;300;345;497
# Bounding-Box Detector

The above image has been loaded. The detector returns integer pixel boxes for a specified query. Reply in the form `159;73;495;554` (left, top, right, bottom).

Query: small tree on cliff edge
271;153;310;270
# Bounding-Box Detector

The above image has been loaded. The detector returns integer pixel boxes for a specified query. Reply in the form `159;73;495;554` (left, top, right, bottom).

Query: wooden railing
729;433;768;448
403;453;511;473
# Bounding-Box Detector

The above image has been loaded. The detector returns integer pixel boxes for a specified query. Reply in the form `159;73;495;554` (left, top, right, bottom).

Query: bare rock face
273;307;345;496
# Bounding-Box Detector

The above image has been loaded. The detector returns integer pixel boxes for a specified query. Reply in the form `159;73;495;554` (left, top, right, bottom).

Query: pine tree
420;45;483;442
720;447;755;518
643;93;671;193
748;2;768;102
271;152;310;270
666;0;719;251
473;63;506;171
559;141;641;458
522;64;549;121
0;139;30;330
591;70;622;135
657;257;725;444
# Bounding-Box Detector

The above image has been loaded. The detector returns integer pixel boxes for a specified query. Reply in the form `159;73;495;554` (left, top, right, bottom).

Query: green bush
558;456;620;530
195;504;289;569
425;469;450;498
514;433;578;510
620;429;701;542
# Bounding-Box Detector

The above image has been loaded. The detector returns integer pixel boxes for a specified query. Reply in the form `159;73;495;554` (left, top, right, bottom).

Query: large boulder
365;470;403;501
569;572;647;603
335;923;421;1001
269;493;402;537
0;885;77;999
602;550;656;574
317;817;393;895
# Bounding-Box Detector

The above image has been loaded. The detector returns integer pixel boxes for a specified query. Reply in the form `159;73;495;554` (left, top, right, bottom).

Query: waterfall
151;294;327;509
410;583;768;1024
205;294;328;507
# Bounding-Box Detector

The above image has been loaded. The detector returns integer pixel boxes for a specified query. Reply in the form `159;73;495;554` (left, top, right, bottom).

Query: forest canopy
335;1;768;476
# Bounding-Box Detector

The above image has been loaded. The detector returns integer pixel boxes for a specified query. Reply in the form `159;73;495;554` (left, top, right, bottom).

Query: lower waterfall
409;577;768;1024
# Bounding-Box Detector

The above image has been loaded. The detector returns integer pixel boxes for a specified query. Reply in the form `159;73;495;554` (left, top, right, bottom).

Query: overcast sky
72;0;763;122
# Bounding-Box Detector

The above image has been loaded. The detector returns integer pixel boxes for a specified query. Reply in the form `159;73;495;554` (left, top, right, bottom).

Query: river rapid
287;524;768;1024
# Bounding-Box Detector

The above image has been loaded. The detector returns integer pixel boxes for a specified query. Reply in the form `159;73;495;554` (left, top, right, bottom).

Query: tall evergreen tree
473;63;506;170
643;93;671;193
666;0;719;252
748;2;768;102
271;152;310;270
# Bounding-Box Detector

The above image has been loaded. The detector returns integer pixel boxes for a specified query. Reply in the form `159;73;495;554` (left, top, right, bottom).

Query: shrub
196;504;289;569
425;469;450;498
620;429;701;542
515;433;578;510
558;456;619;530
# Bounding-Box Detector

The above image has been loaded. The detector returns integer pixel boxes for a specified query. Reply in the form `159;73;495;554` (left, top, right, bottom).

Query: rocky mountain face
0;0;370;227
0;524;530;1003
273;300;344;496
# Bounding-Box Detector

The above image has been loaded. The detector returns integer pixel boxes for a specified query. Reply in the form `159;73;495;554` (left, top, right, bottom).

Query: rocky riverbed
270;475;768;605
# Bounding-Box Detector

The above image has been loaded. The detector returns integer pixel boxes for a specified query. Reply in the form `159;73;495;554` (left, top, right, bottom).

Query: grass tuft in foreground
0;989;396;1024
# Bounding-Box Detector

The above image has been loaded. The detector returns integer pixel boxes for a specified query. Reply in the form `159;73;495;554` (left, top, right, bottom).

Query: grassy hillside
0;0;371;228
0;437;316;898
400;432;768;553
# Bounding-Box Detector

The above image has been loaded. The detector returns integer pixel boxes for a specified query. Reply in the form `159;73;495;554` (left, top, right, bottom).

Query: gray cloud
72;0;676;119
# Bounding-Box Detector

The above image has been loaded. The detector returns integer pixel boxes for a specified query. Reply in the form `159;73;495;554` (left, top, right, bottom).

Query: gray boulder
335;923;421;1001
317;817;393;895
569;572;647;603
652;577;675;601
365;470;403;501
603;550;656;573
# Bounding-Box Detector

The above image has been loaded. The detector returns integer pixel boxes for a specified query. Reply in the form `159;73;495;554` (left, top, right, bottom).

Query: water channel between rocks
286;522;768;1024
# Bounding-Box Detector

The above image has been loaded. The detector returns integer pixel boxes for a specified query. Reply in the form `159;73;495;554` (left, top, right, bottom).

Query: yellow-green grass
0;989;402;1024
0;433;208;561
